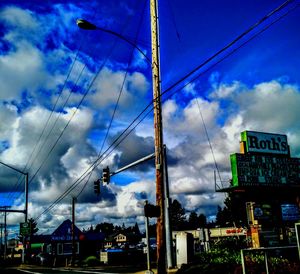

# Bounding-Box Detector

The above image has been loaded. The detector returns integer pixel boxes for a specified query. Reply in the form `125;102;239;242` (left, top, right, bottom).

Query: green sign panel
20;222;31;236
230;153;300;187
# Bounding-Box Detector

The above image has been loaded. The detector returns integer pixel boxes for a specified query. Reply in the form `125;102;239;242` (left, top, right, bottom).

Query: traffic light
144;203;160;218
102;166;110;184
94;179;100;195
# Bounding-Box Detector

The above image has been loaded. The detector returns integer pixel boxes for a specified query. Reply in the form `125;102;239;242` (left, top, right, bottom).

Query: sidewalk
17;262;179;274
135;269;178;274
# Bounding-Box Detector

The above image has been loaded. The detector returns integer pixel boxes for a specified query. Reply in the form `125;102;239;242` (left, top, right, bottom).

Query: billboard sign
241;131;289;155
281;204;300;221
20;222;31;236
209;227;247;238
230;153;300;187
253;204;272;220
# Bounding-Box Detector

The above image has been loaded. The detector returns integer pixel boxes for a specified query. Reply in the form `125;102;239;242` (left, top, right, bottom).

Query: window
57;242;79;255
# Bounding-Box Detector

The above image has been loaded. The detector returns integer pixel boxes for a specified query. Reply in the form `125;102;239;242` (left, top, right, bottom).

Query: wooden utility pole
150;0;166;273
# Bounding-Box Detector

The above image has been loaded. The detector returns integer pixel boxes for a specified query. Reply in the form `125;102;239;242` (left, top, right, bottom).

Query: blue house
31;219;105;261
51;219;82;256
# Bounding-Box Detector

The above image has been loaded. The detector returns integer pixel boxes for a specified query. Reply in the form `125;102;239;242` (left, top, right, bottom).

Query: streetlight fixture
76;19;151;65
77;1;166;272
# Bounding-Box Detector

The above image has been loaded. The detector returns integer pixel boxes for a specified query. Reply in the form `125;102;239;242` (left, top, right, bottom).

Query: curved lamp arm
76;19;151;65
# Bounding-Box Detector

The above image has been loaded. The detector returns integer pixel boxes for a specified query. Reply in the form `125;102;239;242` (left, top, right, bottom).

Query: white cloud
1;1;300;234
0;6;39;31
0;41;50;99
209;81;242;99
88;67;149;109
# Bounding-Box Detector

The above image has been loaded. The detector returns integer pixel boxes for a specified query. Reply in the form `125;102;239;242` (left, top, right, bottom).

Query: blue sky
0;0;300;235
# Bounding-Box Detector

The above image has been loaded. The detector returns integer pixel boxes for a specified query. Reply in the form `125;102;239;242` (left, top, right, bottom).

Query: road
1;269;130;274
1;269;108;274
0;264;154;274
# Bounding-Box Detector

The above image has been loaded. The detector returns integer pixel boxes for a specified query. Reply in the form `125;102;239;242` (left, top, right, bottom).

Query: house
31;219;105;261
50;219;82;256
104;231;141;249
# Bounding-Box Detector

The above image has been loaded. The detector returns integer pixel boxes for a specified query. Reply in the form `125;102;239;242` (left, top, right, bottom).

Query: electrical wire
33;0;299;222
27;2;148;188
34;97;154;221
160;1;300;190
194;97;223;187
5;9;102;203
160;0;296;99
5;46;84;203
76;0;148;199
167;0;181;41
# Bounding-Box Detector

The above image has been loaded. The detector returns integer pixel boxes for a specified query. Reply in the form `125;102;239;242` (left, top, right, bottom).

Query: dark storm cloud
0;164;25;192
164;146;180;167
110;131;155;172
76;184;117;205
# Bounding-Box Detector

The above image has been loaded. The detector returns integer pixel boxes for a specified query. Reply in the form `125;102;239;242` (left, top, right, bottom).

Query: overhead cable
33;0;298;221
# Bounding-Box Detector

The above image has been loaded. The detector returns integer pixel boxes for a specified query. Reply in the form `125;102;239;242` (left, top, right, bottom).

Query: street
0;266;142;274
1;269;128;274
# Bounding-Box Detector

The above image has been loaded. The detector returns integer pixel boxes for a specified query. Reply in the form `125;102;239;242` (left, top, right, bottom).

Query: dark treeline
82;195;245;238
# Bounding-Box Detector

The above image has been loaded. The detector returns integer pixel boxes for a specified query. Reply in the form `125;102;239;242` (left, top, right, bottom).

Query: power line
31;1;149;220
160;0;296;99
28;3;149;189
76;0;148;199
5;11;103;204
194;97;223;187
33;0;298;222
6;1;149;208
34;98;154;221
5;47;84;204
163;1;299;102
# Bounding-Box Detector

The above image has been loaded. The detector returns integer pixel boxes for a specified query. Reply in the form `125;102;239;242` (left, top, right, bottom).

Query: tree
216;205;231;226
187;211;207;229
170;199;187;230
216;193;247;227
133;222;141;235
188;211;199;229
198;213;207;227
95;222;114;235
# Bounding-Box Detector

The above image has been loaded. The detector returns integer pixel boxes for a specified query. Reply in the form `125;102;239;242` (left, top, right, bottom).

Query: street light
77;1;166;272
76;19;151;65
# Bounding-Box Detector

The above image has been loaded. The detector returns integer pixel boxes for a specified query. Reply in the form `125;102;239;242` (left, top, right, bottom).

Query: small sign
20;222;31;236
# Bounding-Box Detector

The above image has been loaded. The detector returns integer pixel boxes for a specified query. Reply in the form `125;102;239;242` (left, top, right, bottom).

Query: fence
240;246;299;274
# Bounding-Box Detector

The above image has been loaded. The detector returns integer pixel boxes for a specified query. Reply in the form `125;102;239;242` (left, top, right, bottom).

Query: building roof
51;219;82;241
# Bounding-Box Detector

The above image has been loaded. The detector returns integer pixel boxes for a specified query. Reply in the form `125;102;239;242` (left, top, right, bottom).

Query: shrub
83;255;100;266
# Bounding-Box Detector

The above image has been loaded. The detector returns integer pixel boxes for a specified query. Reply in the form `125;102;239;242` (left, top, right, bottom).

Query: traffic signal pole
150;0;166;273
72;197;76;266
163;145;174;268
